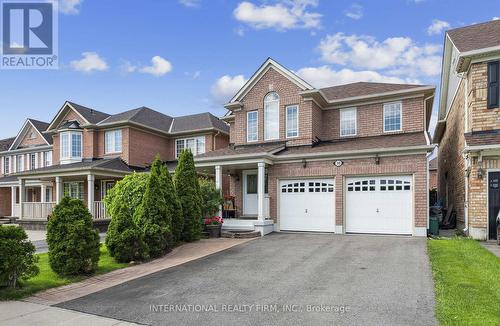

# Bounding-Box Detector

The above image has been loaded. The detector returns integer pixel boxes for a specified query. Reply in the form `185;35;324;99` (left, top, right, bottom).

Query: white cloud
233;0;321;31
493;17;500;21
211;75;247;104
138;56;173;77
427;19;451;35
317;32;442;77
59;0;83;15
295;66;420;89
179;0;201;8
344;4;363;20
70;52;108;73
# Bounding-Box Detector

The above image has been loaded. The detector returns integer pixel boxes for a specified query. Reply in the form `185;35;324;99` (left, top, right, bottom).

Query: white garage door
280;179;335;232
346;176;413;235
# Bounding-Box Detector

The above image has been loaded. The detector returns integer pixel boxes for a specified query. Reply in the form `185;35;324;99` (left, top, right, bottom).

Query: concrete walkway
480;241;500;258
24;237;252;306
0;301;140;325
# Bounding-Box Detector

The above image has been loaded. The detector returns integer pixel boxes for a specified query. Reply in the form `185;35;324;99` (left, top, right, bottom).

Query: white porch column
257;162;266;222
19;180;25;219
11;186;16;217
55;176;62;203
87;174;95;217
40;184;46;203
215;165;222;217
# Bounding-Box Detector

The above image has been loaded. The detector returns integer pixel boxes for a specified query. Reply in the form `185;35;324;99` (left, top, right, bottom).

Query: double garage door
279;176;413;235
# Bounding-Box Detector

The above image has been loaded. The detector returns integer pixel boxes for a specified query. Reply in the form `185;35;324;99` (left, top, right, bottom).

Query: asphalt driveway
57;233;436;326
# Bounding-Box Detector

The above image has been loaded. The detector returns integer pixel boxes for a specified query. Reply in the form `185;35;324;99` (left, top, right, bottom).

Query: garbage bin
429;216;439;236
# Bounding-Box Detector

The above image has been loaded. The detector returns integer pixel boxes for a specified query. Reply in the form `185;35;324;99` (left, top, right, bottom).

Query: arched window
264;92;280;140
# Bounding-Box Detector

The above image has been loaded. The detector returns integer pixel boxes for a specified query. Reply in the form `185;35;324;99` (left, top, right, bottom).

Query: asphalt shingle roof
447;20;500;53
0;137;15;151
28;118;52;144
320;82;428;101
170;112;229;133
67;101;111;124
99;107;174;133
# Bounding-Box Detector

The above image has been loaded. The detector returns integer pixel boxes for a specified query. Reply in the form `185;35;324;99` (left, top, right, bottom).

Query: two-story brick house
195;58;435;236
434;20;500;240
0;101;229;229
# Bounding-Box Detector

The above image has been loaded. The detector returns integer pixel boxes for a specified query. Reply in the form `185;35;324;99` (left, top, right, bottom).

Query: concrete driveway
57;233;436;326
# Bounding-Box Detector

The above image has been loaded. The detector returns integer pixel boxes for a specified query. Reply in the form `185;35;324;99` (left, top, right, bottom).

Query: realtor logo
1;0;58;69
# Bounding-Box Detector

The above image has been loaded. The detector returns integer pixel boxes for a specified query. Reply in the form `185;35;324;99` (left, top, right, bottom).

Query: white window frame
16;155;24;172
60;131;82;164
247;111;258;142
105;129;123;154
175;136;206;158
340;107;357;137
43;151;52;167
63;182;84;200
3;157;9;174
383;101;402;133
264;92;280;141
285;105;299;138
29;153;36;170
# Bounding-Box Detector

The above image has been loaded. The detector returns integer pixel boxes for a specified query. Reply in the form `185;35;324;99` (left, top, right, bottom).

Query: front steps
0;218;12;225
222;230;261;239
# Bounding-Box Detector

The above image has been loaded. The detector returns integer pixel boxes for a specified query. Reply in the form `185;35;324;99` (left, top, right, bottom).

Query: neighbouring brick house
434;20;500;240
0;101;229;229
429;158;438;191
195;58;435;236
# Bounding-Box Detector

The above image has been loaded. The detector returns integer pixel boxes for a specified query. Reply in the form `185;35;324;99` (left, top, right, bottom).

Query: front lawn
0;245;127;301
428;237;500;325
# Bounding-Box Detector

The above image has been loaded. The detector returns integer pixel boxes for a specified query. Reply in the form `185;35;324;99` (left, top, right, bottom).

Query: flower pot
205;224;222;238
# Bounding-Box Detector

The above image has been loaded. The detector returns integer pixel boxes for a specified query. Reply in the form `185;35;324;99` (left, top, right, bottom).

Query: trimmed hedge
47;197;100;276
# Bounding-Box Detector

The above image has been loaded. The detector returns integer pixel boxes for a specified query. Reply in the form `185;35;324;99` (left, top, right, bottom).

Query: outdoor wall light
477;167;484;179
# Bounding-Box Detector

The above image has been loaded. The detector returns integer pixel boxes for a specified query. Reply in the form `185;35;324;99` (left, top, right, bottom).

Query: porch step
0;218;12;225
221;230;261;239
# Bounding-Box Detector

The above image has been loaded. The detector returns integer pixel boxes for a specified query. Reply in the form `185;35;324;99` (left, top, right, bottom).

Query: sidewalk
0;301;140;326
24;237;253;306
480;241;500;258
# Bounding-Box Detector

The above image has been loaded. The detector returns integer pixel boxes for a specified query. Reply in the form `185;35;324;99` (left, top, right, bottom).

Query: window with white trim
175;136;206;158
105;129;122;154
4;157;9;174
264;92;280;140
16;155;24;172
340;107;357;137
43;151;52;167
247;111;258;142
60;131;82;162
383;102;402;132
64;182;84;200
286;105;299;138
29;153;36;170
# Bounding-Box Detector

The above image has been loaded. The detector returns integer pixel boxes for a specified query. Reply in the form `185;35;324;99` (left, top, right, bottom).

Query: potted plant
204;216;223;238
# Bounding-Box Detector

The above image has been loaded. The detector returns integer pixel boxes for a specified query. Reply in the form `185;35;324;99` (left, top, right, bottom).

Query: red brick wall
18;125;47;148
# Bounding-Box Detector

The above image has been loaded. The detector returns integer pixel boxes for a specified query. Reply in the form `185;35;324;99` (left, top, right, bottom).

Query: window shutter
488;61;499;109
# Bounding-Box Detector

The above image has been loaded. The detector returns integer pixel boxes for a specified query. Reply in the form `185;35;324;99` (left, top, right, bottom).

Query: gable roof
99;107;174;133
8;118;52;151
319;82;429;101
447;20;500;53
228;57;314;105
28;119;52;144
170;112;229;134
0;137;15;151
47;101;111;130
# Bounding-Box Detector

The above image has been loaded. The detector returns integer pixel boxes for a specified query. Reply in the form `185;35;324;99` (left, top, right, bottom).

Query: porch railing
22;202;55;219
264;196;270;219
93;201;109;220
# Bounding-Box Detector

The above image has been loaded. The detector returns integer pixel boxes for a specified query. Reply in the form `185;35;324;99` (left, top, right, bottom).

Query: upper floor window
488;61;499;109
383;102;402;132
176;136;205;158
105;129;122;154
3;157;9;174
340;107;357;137
43;151;52;167
60;131;82;163
247;111;258;142
264;92;280;140
29;153;36;170
286;105;299;138
16;155;24;172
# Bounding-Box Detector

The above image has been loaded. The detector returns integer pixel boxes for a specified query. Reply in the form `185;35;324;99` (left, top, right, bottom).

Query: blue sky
0;0;499;139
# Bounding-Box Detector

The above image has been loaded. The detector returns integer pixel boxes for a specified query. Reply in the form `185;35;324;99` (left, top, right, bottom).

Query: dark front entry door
488;172;500;240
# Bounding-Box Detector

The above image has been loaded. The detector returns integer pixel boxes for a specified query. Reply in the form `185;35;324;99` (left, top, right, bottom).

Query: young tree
134;155;171;257
199;177;224;219
175;149;203;242
160;163;184;244
47;197;100;276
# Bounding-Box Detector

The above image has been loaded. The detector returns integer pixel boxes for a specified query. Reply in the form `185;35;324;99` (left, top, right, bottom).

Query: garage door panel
346;176;412;235
280;179;335;232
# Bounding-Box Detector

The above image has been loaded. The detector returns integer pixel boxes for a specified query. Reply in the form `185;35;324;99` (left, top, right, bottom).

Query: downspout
463;73;469;234
423;94;433;231
213;131;221;151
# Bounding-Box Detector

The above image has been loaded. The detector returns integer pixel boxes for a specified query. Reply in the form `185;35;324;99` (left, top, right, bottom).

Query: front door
488;172;500;240
243;171;258;216
101;180;116;200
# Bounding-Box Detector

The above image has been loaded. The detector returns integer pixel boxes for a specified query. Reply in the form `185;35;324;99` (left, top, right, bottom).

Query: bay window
340;107;357;137
60;131;82;164
105;129;122;154
286;105;299;138
383;102;402;132
264;92;280;140
247;111;258;142
176;136;206;158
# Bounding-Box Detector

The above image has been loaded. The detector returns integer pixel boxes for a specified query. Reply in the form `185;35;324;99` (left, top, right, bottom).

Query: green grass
428;237;500;325
0;245;128;301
